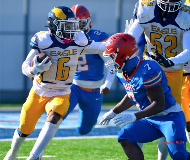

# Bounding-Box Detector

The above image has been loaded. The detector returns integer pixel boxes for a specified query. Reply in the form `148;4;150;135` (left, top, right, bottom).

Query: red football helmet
104;33;139;73
71;4;92;32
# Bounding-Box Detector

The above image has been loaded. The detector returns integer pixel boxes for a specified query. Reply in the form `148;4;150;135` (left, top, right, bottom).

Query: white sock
186;131;190;143
137;143;143;149
38;119;63;159
11;128;26;152
29;122;57;159
157;137;168;160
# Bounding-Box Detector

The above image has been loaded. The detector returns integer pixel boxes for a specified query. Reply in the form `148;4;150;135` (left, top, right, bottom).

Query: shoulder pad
137;0;156;22
30;31;53;50
176;5;190;30
74;31;91;46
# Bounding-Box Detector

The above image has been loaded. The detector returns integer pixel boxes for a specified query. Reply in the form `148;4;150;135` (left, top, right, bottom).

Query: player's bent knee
172;152;187;160
77;127;91;135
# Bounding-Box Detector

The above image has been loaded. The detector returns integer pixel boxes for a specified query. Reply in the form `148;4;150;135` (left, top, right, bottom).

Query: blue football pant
62;83;103;135
118;111;189;160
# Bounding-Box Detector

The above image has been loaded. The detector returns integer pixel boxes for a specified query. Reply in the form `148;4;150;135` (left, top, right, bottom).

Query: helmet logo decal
53;7;67;19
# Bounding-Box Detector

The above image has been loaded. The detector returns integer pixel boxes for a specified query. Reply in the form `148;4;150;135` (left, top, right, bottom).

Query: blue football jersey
74;29;109;81
117;59;176;111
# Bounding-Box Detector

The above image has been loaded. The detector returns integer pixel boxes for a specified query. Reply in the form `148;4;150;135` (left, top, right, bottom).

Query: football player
4;6;106;160
60;4;115;135
126;0;190;159
99;33;190;160
36;5;115;159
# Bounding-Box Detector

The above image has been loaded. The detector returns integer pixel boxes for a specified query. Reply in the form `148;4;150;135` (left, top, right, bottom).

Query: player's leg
77;88;102;135
157;69;184;160
62;84;80;121
37;84;79;159
157;137;168;160
181;75;190;142
165;69;183;104
118;118;163;160
160;111;189;160
4;88;45;160
27;94;70;160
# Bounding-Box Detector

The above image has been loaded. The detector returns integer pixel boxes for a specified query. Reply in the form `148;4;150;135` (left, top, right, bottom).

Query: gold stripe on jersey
37;74;42;83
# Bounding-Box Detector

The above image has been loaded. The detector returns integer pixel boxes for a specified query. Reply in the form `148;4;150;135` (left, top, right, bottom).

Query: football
31;53;50;67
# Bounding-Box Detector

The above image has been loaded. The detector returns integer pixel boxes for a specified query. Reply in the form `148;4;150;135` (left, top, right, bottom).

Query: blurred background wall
0;0;137;103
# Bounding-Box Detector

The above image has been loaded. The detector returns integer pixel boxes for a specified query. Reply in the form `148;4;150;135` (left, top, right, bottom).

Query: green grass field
1;137;190;160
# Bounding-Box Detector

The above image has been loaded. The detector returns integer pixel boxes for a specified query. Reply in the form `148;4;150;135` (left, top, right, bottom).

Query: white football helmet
157;0;185;12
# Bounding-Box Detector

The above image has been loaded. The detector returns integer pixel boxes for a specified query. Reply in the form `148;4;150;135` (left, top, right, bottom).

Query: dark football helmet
47;6;79;40
71;4;92;33
157;0;185;12
104;33;139;73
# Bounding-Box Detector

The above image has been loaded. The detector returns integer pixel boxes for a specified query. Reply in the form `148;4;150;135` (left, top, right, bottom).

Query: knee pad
172;152;187;160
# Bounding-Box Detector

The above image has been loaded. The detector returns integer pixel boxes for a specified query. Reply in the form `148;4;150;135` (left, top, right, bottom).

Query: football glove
99;109;117;125
31;55;52;75
124;19;134;33
148;51;174;68
113;113;136;128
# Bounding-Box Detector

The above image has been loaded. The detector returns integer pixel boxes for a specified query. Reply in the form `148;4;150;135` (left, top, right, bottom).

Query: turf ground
2;137;190;160
1;103;190;160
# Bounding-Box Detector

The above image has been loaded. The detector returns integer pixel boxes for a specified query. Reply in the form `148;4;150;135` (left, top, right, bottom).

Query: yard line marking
0;135;118;141
17;155;56;159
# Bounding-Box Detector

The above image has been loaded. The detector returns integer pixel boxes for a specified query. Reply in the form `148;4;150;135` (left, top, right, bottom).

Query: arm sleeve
127;19;144;42
22;49;39;77
169;30;190;65
143;69;162;89
82;41;105;55
99;54;115;89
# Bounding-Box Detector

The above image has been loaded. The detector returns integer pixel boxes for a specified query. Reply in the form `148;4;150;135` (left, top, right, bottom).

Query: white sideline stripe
0;135;118;141
17;155;56;159
0;125;116;129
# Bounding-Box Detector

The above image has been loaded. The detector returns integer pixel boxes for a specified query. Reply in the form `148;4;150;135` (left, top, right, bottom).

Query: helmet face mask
104;33;139;73
157;0;185;12
47;6;79;40
71;4;92;33
78;17;91;32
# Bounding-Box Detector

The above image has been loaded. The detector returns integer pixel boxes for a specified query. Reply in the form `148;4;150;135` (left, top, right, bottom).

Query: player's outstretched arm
100;54;116;95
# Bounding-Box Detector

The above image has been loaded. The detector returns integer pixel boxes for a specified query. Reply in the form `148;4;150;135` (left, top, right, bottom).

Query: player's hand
99;109;117;125
113;113;136;128
124;19;134;33
150;52;174;68
100;86;110;95
31;55;52;75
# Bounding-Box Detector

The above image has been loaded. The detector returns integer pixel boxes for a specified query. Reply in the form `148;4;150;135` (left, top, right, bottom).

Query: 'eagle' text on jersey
151;25;177;34
50;49;77;56
123;83;136;91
